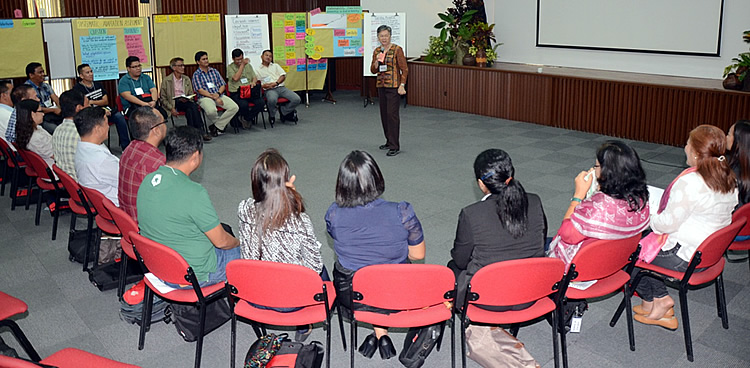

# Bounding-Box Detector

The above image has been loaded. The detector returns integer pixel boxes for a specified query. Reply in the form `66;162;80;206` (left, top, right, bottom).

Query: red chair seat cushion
41;348;140;368
234;281;335;326
95;216;120;235
144;276;225;303
278;98;290;103
635;258;725;286
566;271;630;299
68;199;89;215
354;303;451;328
466;298;556;325
0;291;28;320
729;239;750;251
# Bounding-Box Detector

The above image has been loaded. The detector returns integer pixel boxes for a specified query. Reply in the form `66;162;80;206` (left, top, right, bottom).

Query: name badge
240;78;248;84
43;100;53;108
206;82;216;89
134;87;145;95
379;65;388;72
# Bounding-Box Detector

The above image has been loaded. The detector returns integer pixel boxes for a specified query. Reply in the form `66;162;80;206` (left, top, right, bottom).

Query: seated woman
326;150;425;360
549;140;650;267
634;125;737;330
449;148;547;310
16;99;55;170
727;120;750;207
237;148;324;341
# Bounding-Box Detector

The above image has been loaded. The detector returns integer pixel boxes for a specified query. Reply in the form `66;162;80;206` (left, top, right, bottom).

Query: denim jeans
165;246;241;289
633;244;705;301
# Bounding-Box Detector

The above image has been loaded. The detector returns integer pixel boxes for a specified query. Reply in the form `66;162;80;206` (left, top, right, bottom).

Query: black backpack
399;323;443;368
266;339;324;368
119;296;169;328
165;298;231;342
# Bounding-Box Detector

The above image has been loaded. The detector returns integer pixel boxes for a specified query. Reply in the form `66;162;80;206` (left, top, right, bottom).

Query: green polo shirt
137;166;220;282
226;62;257;93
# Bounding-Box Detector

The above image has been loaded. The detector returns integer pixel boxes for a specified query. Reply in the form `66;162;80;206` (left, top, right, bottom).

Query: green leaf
434;21;446;29
438;13;454;23
440;28;447;42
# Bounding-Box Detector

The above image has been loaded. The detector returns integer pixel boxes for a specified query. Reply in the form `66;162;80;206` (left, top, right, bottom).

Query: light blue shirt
0;103;13;139
75;141;120;206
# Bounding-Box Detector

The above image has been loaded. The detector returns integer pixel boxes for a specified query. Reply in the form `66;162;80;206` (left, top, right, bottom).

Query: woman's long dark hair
474;149;528;238
335;150;385;207
15;100;41;150
595;141;649;211
250;149;305;232
729;120;750;205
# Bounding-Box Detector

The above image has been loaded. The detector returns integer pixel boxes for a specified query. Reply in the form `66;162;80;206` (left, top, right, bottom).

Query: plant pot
462;54;476;66
475;49;487;67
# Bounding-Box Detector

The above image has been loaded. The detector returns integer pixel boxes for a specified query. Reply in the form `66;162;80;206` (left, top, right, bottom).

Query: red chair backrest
103;200;139;260
470;258;565;307
20;149;58;189
130;231;191;285
0;355;43;368
14;148;36;177
569;234;641;281
730;205;750;251
52;165;92;214
227;259;327;309
695;217;746;267
115;95;125;113
352;264;455;311
0;138;23;168
79;185;115;222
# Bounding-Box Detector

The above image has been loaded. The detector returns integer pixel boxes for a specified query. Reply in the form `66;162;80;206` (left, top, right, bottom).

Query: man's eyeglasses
128;65;142;69
150;122;166;130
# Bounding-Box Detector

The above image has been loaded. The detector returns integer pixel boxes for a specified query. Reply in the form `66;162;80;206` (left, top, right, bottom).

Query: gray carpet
1;90;748;368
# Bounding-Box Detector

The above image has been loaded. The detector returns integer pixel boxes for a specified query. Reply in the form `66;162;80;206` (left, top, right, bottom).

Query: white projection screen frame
536;0;724;56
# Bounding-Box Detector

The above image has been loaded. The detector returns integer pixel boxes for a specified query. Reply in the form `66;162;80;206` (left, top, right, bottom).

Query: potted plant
433;1;478;65
723;30;750;91
424;35;455;64
467;22;496;67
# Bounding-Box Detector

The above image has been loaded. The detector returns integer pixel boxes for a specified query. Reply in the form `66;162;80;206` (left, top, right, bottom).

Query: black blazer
450;193;547;276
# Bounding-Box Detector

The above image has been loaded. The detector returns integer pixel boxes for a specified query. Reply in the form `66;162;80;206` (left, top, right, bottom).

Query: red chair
350;264;456;368
18;149;68;239
79;186;121;270
0;291;140;368
130;232;227;368
0;138;27;210
53;165;97;271
226;260;342;368
560;235;642;367
102;199;143;301
461;258;568;368
12;144;37;211
611;218;746;362
727;203;750;271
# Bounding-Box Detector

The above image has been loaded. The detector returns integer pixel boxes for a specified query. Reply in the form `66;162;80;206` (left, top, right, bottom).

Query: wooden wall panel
0;0;28;18
408;61;750;147
64;0;138;17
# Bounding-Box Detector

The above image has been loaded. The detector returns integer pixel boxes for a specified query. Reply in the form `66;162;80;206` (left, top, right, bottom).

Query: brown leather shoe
633;305;674;318
202;134;212;142
633;314;679;330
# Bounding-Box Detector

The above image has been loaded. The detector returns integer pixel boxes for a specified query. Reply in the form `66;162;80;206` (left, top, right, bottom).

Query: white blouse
651;172;737;262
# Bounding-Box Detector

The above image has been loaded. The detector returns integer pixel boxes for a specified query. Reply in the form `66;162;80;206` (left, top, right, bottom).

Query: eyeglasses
128;65;142;69
150;122;166;130
173;64;185;68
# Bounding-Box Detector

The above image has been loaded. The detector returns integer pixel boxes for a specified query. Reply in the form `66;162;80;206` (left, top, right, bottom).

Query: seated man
52;89;87;180
192;51;239;137
0;80;13;138
226;48;264;127
137;126;240;286
118;106;166;220
74;63;130;150
159;57;211;141
6;85;40;145
256;49;301;124
118;56;167;119
74;107;120;205
24;62;62;133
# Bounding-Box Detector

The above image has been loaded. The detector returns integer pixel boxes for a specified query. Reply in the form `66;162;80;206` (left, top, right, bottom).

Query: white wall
226;0;239;15
494;0;750;79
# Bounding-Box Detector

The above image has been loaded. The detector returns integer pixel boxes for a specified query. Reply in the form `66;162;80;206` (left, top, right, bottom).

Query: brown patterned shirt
371;44;408;88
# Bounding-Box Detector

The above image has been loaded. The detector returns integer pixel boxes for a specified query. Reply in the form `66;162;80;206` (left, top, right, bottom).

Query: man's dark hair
194;51;208;63
129;106;161;141
25;62;42;78
231;48;244;58
59;89;85;119
74;106;107;137
166;126;203;163
125;56;140;68
0;80;11;96
335;150;385;207
76;63;90;75
11;85;33;105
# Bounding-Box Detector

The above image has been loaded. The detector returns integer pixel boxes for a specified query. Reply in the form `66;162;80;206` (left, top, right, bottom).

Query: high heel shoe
378;335;397;360
358;333;377;358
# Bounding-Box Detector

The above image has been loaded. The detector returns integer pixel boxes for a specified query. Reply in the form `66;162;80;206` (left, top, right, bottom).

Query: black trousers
174;98;204;132
378;87;401;150
230;93;264;121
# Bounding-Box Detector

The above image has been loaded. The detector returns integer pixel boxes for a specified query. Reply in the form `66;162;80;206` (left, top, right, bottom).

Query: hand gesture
573;169;594;199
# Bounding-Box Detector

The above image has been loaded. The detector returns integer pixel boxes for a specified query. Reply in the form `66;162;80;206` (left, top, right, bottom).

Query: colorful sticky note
306;28;315;36
208;14;220;22
272;20;284;28
305;36;314;42
0;19;13;28
196;14;208;22
295;14;306;21
297;58;306;65
169;15;181;23
285;33;295;39
182;14;195;22
285;52;296;59
274;45;284;52
284;14;294;21
305;49;314;56
314;45;324;52
312;53;321;60
307;58;318;64
286;59;296;66
308;64;318;71
22;19;36;27
318;63;327;70
282;65;290;73
337;39;349;47
347;14;361;23
297;64;306;72
124;27;140;35
333;29;346;37
296;32;305;40
284;26;294;32
296;20;305;27
305;43;314;50
284;20;294;27
349;39;361;46
343;48;356;56
346;29;358;37
319;58;328;64
358;46;364;54
296;26;305;33
310;8;322;16
154;15;167;23
89;28;107;36
274;52;284;60
285;39;295;46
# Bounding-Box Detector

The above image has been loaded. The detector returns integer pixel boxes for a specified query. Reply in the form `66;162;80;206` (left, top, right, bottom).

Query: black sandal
358;333;377;358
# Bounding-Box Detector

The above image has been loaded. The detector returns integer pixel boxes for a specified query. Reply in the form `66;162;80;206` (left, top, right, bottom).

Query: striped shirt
52;119;80;180
192;67;226;99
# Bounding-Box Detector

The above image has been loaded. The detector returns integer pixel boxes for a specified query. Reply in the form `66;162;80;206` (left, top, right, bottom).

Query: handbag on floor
165;297;231;342
399;323;443;368
465;325;540;368
266;339;324;368
244;333;285;368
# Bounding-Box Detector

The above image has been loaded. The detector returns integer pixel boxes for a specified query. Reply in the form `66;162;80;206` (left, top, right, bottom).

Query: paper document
173;94;195;100
569;280;598;290
648;185;665;212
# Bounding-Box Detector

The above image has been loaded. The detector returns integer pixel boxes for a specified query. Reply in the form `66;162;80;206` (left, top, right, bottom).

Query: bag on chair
165;297;231;342
244;333;286;368
465;325;540;368
240;84;261;99
398;323;443;368
267;339;324;368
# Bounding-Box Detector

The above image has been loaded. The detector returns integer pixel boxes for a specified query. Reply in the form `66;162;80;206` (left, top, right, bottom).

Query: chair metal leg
9;168;17;210
558;312;567;368
51;197;60;240
195;300;207;368
350;319;356;368
611;272;643;327
325;317;331;368
0;160;6;196
436;320;446;351
336;302;347;351
450;315;455;368
716;274;729;329
25;176;33;210
138;287;153;350
460;318;468;368
678;287;693;362
230;313;237;368
34;188;42;225
624;285;636;351
117;256;128;302
0;320;42;362
510;323;520;337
